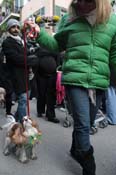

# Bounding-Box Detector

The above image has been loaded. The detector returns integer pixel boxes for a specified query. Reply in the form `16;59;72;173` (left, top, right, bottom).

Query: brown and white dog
1;115;41;163
1;115;28;163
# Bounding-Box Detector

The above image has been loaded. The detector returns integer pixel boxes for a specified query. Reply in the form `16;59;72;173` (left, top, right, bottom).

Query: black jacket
2;36;39;94
0;62;13;94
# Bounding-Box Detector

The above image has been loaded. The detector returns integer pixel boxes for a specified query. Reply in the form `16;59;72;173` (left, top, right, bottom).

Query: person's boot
70;146;96;175
82;146;96;175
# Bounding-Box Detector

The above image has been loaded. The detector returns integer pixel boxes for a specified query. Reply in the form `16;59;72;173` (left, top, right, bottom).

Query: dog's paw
19;158;29;163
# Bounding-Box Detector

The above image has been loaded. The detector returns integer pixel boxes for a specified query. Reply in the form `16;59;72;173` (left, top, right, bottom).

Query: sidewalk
0;100;116;175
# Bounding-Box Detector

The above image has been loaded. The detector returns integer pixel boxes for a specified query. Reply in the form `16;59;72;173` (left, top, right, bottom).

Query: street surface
0;99;116;175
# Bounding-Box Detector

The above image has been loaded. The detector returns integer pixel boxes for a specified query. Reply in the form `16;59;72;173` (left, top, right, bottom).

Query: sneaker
5;114;16;125
89;126;98;135
32;97;36;100
59;107;66;112
37;113;45;118
48;118;60;123
11;101;15;105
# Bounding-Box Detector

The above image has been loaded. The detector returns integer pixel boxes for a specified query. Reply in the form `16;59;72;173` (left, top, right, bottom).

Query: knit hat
7;19;20;30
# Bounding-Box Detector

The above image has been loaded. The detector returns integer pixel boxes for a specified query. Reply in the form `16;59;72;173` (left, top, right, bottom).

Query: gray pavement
0;99;116;175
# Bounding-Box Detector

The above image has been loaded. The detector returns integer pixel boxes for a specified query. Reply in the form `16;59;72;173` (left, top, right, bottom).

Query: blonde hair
68;0;112;24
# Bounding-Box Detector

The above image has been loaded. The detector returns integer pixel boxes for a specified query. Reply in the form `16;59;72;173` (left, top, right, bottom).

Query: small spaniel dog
1;115;27;163
1;115;41;163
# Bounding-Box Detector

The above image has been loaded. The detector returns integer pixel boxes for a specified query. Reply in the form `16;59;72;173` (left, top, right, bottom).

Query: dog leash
23;20;39;117
23;22;30;117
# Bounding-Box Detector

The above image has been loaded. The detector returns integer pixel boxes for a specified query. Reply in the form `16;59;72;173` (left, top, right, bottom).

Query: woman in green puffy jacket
31;0;116;174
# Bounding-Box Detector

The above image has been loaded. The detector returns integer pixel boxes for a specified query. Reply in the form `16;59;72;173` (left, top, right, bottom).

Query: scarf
8;33;24;46
86;9;97;26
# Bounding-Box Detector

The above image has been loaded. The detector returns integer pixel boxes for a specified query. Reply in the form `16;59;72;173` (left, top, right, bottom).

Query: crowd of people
0;0;116;175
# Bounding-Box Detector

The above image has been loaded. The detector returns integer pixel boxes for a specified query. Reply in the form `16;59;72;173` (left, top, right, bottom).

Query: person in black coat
35;47;60;123
2;18;39;122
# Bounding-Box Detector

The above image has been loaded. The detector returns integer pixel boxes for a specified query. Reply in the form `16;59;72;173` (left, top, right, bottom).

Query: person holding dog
26;0;116;174
2;18;39;122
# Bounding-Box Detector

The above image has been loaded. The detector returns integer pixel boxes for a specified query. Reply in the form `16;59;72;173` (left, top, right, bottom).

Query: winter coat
36;13;116;90
2;36;39;94
0;62;13;94
0;49;13;94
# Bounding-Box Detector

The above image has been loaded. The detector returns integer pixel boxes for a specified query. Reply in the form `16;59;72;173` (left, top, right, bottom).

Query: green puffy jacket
36;13;116;90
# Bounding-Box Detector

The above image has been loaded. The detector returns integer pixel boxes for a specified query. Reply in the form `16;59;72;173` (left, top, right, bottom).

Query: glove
29;68;34;80
29;47;36;54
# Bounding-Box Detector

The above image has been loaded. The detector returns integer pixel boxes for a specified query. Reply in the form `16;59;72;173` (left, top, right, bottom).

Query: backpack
36;47;57;75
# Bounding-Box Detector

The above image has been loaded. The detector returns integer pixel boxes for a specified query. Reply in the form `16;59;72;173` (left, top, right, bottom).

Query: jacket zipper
87;27;94;86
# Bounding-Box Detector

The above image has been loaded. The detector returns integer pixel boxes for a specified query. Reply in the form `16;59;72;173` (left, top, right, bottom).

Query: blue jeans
15;92;27;122
106;86;116;124
66;86;103;151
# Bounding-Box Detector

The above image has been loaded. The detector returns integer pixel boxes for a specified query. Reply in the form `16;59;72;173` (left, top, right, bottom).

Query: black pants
5;93;12;114
36;73;56;119
30;77;38;99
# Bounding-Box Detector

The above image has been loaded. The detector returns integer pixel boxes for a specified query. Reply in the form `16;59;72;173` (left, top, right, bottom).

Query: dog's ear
12;123;20;131
8;124;18;137
31;119;40;131
10;123;27;144
12;133;27;145
8;129;14;137
9;123;22;137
